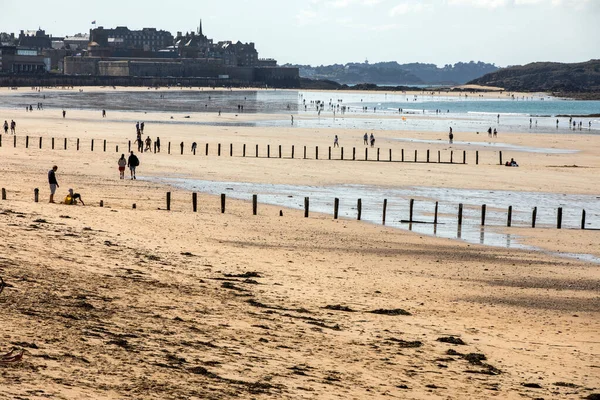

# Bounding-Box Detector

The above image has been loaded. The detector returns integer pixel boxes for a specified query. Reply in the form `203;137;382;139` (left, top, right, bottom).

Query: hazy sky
1;0;598;67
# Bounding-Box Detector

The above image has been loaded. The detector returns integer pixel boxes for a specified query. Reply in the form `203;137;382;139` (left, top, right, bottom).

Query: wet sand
0;93;599;399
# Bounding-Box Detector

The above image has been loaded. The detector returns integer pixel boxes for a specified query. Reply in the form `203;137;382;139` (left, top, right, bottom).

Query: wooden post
389;149;392;162
218;143;222;156
168;142;171;154
180;142;184;155
463;151;466;164
64;138;67;150
132;204;137;209
116;145;119;152
414;150;417;162
128;140;131;152
334;198;339;219
34;188;39;203
100;200;104;208
377;148;380;161
52;137;55;150
77;138;80;151
438;150;441;163
192;193;197;212
243;144;246;157
341;147;344;160
329;146;331;160
40;137;44;149
352;147;355;160
581;210;586;230
450;151;453;163
1;188;6;200
409;199;414;222
166;192;171;211
316;146;318;160
267;144;270;158
557;207;563;229
206;143;209;156
476;151;479;165
291;145;295;159
507;206;513;227
13;135;16;148
532;207;537;228
427;150;430;163
499;151;503;165
0;135;2;147
365;147;368;161
91;139;94;151
401;149;404;162
103;139;106;152
434;202;439;225
154;142;156;153
279;145;282;158
357;199;362;221
230;143;233;157
304;146;307;159
304;197;309;218
458;203;463;226
382;199;388;225
221;194;226;214
481;204;486;226
253;194;258;216
26;136;29;148
256;144;259;158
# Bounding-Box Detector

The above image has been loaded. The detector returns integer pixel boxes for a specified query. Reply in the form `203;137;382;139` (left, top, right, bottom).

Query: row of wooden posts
162;192;589;230
1;134;508;165
0;188;589;230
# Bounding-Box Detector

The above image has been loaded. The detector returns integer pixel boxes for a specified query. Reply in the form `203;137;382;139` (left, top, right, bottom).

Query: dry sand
0;94;599;399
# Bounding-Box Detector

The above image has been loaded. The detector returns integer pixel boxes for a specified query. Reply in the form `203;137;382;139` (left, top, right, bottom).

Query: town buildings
0;23;299;87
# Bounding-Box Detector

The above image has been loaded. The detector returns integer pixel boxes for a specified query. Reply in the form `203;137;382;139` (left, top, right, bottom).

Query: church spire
198;19;203;36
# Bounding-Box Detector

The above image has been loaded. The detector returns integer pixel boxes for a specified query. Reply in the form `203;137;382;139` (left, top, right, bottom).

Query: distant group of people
363;132;376;147
3;120;16;134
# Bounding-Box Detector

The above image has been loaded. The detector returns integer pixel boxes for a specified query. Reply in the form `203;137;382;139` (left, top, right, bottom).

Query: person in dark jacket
127;151;140;180
48;165;59;203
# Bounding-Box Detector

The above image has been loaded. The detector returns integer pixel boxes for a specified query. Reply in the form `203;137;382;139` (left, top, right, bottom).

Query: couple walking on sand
118;152;140;180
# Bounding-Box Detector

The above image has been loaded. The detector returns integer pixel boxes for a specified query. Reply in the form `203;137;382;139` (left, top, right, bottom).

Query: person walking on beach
156;137;161;153
333;135;339;148
3;121;8;134
291;115;294;125
493;128;497;138
10;120;16;134
370;133;375;147
144;136;152;152
62;110;66;118
141;122;145;133
102;109;106;118
556;119;559;128
118;154;127;179
449;127;454;144
363;132;368;145
488;127;492;137
127;151;139;180
48;165;59;203
136;132;143;152
191;142;197;153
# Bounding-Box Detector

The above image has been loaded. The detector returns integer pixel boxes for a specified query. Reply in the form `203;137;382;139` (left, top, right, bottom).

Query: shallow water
145;177;600;263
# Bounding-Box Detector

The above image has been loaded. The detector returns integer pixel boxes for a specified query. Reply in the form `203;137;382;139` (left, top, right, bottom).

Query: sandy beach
0;88;599;399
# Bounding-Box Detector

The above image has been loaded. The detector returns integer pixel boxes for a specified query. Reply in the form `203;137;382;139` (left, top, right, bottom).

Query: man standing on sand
127;151;139;180
449;127;454;144
363;132;368;145
10;120;16;134
334;135;339;148
156;137;161;153
3;121;7;134
48;165;59;203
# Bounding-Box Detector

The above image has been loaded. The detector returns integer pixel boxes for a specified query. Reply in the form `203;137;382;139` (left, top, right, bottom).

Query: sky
0;0;599;67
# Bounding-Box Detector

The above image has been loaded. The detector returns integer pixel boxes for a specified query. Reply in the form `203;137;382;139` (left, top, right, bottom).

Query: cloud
389;2;432;16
